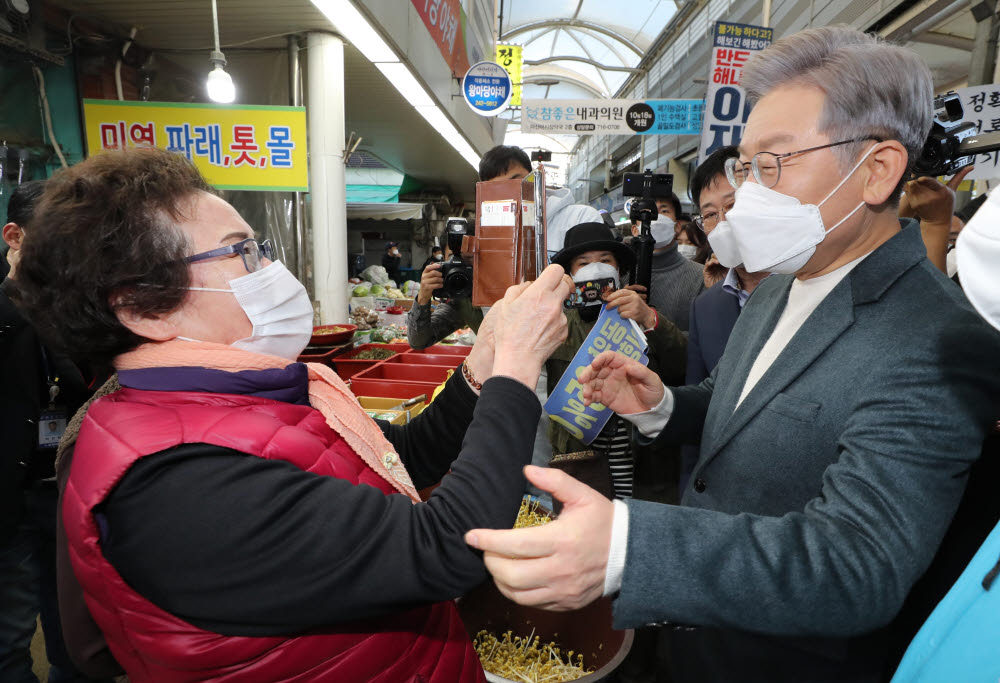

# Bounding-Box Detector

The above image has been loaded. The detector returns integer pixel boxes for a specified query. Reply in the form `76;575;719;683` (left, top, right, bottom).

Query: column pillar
307;32;348;323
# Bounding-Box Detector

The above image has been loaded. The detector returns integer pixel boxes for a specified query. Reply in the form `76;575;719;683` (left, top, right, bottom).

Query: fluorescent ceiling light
375;63;434;107
310;0;398;63
415;105;480;169
311;0;480;171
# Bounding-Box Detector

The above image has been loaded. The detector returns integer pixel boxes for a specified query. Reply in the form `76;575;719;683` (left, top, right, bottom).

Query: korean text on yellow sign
495;44;522;107
82;99;308;192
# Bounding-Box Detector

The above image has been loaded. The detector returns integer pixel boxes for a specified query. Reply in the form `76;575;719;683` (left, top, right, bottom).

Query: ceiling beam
912;30;976;50
879;0;970;43
524;55;646;73
502;20;644;57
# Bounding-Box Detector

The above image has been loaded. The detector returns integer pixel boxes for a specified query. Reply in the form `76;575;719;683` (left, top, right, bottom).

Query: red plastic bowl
311;324;357;345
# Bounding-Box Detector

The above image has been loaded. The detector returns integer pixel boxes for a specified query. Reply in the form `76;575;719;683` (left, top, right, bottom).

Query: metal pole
288;34;307;287
762;0;773;27
307;32;349;324
968;0;999;87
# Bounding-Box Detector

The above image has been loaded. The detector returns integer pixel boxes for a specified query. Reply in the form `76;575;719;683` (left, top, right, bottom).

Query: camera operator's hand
492;264;573;389
416;263;444;306
901;167;973;274
901;166;973;224
604;286;656;330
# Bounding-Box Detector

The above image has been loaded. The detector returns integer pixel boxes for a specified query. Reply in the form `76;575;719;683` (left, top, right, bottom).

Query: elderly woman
14;148;571;683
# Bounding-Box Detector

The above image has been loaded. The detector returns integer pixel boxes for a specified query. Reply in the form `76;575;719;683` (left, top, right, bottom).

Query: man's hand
465;466;614;611
491;264;574;389
578;350;665;415
416;263;444;306
604;287;656;329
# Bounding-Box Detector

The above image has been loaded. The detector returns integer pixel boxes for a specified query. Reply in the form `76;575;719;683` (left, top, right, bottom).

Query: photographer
628;189;704;332
406;257;484;350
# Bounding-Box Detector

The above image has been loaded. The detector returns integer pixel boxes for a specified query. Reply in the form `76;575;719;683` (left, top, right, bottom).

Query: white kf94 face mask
712;144;878;274
572;261;621;290
649;216;677;249
182;261;314;360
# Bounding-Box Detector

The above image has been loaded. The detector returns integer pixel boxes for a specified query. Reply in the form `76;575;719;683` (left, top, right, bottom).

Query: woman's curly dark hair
14;148;213;368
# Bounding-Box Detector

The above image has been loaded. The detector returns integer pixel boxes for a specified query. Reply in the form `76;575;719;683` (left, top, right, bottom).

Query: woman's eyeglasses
185;238;274;273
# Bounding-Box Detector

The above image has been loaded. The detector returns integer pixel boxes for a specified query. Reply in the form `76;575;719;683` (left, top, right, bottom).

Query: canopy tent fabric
346;202;425;221
346;184;401;203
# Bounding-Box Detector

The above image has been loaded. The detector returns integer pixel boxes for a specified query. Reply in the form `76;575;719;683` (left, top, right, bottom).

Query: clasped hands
465;349;665;611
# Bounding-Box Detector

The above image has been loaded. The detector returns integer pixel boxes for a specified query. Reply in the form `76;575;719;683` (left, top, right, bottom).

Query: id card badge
38;409;68;449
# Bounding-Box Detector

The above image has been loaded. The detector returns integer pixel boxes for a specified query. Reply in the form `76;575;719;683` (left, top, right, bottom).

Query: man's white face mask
710;144;877;274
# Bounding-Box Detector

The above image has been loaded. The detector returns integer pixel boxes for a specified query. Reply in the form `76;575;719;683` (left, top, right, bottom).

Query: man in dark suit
466;27;1000;682
680;147;771;491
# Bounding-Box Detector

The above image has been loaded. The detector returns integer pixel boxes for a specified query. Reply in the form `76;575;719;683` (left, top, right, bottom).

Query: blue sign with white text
544;305;650;445
462;61;512;116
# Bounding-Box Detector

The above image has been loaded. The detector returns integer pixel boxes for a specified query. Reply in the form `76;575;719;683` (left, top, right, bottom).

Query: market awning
345;202;425;221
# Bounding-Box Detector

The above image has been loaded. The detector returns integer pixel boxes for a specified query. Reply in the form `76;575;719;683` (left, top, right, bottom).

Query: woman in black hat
545;222;688;500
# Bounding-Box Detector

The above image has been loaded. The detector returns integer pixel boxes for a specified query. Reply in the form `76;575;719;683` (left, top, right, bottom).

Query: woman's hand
604;286;656;329
463;304;501;391
578;350;664;415
416;263;443;306
492;264;573;389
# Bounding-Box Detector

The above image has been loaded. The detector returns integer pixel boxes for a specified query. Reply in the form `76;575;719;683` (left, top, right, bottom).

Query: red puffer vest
63;387;486;683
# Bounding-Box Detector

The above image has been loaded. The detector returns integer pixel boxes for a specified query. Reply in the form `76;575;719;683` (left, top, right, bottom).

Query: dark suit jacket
686;281;742;386
616;223;1000;682
680;282;742;492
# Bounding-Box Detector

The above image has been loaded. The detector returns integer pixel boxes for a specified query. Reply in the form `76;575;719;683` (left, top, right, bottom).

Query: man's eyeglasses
693;202;734;232
724;137;881;190
185;238;274;273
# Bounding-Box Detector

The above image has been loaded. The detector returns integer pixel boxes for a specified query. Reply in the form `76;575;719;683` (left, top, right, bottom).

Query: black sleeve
377;370;478;490
100;376;540;637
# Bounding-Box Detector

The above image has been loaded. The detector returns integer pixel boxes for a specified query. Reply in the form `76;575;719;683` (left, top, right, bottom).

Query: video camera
622;170;673;292
913;93;1000;177
433;217;474;300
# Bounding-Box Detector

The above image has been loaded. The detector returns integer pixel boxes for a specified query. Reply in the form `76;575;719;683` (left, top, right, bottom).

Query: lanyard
39;344;60;408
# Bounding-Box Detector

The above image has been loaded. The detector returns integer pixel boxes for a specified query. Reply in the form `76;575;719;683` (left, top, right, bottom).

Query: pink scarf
115;339;421;502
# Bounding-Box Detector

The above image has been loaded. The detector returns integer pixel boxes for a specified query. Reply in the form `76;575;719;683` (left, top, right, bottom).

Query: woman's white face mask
180;261;314;360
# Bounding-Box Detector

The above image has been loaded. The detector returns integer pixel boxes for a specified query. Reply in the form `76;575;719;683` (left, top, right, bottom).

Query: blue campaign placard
462;61;512;116
544;305;650;445
643;99;705;136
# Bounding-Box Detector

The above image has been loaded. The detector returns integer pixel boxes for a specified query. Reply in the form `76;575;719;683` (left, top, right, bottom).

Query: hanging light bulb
205;0;235;103
207;52;235;103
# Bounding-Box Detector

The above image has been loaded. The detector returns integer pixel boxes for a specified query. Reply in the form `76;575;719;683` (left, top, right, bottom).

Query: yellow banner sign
495;44;522;107
82;99;308;192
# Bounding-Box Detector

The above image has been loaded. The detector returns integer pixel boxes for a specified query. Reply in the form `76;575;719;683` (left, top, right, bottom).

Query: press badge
38;409;68;448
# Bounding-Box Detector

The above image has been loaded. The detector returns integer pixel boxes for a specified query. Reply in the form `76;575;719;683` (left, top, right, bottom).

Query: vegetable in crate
351;348;396;361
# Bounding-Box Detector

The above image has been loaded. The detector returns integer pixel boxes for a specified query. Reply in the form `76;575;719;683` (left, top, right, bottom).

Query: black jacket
0;279;91;541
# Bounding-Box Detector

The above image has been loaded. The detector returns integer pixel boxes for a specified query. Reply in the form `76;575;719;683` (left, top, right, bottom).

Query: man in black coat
0;180;99;682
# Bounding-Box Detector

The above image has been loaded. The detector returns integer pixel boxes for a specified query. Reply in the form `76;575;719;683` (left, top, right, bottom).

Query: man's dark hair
658;192;683;219
5;180;47;227
479;145;531;181
14;148;214;368
431;246;442;253
690;145;739;207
